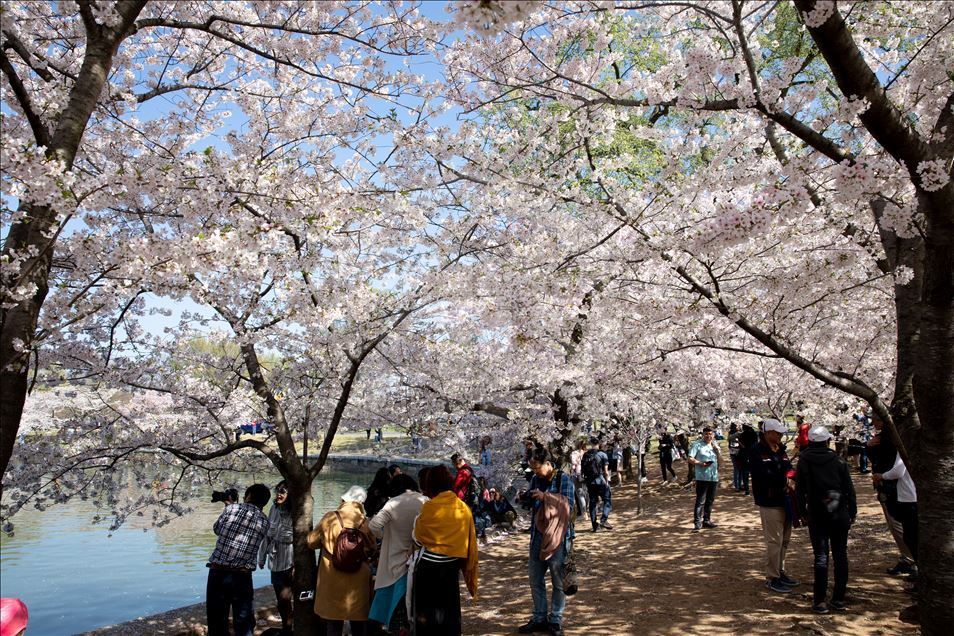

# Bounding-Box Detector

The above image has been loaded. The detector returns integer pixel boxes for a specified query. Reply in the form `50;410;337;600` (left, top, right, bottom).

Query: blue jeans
528;536;567;625
206;568;254;636
587;480;612;528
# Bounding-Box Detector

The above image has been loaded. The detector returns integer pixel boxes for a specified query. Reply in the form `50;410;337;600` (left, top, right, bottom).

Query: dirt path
462;471;919;635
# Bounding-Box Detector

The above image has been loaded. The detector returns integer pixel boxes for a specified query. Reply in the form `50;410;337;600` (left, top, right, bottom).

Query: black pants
659;452;676;480
693;481;717;527
414;556;463;635
206;568;254;636
891;501;918;562
808;519;851;605
270;568;293;634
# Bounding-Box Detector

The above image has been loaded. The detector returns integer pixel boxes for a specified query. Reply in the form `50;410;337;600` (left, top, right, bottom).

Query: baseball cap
762;419;786;434
808;426;832;442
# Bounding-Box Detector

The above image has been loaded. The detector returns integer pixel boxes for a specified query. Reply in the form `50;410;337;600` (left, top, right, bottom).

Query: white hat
808;426;832;442
341;485;367;504
762;419;786;434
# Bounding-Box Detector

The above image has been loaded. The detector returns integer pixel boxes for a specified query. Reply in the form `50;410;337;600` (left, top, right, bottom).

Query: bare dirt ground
461;469;920;636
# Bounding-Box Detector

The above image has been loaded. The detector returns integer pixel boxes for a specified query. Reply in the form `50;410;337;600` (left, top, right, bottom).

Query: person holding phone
689;427;721;531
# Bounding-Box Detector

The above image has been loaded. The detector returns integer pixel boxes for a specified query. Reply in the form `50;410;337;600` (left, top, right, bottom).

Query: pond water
0;465;376;636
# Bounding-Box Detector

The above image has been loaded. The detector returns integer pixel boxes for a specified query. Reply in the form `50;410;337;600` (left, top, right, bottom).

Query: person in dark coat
750;419;797;593
796;426;857;614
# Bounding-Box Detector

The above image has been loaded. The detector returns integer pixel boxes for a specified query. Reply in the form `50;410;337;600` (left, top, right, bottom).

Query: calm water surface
0;466;376;635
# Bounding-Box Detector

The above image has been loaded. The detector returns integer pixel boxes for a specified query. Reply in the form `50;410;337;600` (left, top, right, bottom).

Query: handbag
562;540;578;596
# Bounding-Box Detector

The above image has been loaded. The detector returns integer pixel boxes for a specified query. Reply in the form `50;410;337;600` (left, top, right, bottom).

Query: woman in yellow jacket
307;485;376;636
411;464;478;636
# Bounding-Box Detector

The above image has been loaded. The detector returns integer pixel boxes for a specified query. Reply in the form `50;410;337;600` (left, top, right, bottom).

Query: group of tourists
203;410;919;635
661;414;918;615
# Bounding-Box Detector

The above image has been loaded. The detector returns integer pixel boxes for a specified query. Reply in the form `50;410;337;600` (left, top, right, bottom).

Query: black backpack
581;449;601;483
462;466;481;509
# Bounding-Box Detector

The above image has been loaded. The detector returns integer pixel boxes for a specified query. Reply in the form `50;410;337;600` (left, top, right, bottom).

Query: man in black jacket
796;427;857;614
750;419;798;594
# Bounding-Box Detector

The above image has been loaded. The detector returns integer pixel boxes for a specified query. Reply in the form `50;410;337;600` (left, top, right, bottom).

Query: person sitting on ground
307;486;377;636
581;437;612;532
368;474;427;634
517;447;575;636
688;427;720;531
206;483;271;636
796;426;857;614
258;481;294;636
750;419;799;594
487;487;518;527
411;465;479;636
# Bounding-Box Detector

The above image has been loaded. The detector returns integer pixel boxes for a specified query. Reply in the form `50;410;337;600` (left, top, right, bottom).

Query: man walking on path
517;447;575;636
688;427;720;531
750;419;798;593
796;427;856;614
206;484;271;636
581;437;612;532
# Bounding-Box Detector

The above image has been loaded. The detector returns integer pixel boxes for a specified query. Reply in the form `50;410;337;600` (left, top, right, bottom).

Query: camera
211;488;239;504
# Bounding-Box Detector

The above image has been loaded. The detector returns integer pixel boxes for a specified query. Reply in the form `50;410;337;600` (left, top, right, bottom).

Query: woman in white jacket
874;453;918;575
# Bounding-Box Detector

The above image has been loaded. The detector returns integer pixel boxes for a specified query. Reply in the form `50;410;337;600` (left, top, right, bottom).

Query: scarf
414;491;479;598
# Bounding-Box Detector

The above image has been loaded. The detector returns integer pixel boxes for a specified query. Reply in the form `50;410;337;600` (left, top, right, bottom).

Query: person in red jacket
451;453;476;504
795;415;811;453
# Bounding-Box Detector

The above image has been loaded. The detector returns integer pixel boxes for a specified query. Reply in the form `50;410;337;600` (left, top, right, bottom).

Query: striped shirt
258;504;294;572
209;503;269;571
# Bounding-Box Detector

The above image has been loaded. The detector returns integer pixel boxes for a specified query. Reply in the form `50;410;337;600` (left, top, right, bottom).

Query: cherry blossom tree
0;0;438;484
438;0;951;629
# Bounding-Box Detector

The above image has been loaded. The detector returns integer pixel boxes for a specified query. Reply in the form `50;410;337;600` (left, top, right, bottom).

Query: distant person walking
796;427;857;614
581;437;612;532
658;432;677;483
688;427;720;531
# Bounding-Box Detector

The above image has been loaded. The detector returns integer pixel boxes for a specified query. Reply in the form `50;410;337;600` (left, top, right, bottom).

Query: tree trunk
288;481;319;636
909;202;954;633
636;450;642;514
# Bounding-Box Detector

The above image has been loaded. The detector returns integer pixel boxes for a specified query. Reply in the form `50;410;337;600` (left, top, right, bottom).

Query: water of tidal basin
0;465;376;636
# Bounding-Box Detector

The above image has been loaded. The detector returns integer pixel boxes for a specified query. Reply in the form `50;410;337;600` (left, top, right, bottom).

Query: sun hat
762;419;786;434
341;485;368;504
808;426;833;442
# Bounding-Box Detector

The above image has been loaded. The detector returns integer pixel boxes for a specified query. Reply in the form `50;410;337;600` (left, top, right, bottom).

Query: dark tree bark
0;1;148;486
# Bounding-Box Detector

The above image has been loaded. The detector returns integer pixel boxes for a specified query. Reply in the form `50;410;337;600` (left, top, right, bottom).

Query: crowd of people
653;413;918;615
197;409;919;636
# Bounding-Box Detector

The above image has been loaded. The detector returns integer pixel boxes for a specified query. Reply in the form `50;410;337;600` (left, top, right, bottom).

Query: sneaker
779;572;800;587
600;522;613;530
548;623;565;636
886;561;914;576
518;620;549;634
830;600;848;611
766;578;793;594
692;526;702;532
702;521;718;529
591;524;600;533
812;603;830;614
